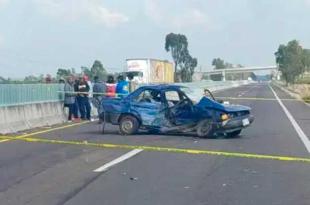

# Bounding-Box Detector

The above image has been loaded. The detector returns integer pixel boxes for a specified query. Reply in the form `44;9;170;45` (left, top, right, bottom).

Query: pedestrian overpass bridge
197;65;278;81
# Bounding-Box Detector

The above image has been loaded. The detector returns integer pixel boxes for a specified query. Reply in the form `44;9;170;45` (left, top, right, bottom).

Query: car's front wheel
196;120;213;138
119;115;140;135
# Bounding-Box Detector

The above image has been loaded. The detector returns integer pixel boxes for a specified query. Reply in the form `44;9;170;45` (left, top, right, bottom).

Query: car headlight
220;113;230;121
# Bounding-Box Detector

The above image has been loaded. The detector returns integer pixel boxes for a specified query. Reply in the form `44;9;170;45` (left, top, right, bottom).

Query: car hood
223;104;251;112
196;97;250;112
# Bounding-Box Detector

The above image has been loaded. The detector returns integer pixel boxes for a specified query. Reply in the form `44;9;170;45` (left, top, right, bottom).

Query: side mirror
217;99;224;103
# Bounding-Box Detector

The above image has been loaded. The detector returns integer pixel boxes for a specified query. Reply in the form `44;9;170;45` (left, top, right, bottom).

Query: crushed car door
164;90;197;126
131;89;165;126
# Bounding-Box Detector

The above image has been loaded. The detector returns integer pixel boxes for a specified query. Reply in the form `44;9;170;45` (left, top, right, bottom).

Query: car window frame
163;88;191;108
132;88;163;105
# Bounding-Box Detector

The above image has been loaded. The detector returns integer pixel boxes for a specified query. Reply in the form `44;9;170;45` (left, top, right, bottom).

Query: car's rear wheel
196;120;213;138
119;115;140;135
226;129;242;137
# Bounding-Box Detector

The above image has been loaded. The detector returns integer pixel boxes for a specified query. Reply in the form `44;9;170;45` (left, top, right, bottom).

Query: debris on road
130;177;138;181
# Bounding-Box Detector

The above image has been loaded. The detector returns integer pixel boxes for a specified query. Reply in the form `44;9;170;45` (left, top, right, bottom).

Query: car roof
140;84;186;91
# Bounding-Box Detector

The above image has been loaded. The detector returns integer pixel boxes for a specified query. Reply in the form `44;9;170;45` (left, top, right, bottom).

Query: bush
296;76;310;84
302;96;310;103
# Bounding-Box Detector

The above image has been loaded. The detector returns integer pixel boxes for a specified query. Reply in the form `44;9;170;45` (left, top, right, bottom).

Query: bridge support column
222;70;226;81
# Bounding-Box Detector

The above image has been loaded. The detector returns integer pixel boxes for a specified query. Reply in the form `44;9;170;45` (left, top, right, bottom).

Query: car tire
196;120;213;138
119;115;140;135
226;130;242;137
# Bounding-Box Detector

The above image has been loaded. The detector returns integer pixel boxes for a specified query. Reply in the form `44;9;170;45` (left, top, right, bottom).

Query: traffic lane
65;100;309;157
213;83;278;99
0;140;128;205
217;83;309;156
271;83;296;99
271;85;310;140
281;101;310;140
63;151;310;205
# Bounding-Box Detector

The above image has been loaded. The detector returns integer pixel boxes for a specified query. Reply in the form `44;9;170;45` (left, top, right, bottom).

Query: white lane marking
269;84;310;153
93;149;143;172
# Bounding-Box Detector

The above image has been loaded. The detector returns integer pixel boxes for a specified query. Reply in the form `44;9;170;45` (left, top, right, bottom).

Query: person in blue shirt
116;75;129;98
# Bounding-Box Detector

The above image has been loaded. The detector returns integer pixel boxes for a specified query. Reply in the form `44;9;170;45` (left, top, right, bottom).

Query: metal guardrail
0;84;64;107
0;81;250;107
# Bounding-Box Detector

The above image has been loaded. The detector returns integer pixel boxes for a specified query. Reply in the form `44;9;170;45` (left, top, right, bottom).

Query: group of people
63;75;130;122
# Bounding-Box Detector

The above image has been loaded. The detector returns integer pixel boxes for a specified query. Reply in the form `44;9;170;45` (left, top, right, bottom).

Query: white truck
125;58;174;84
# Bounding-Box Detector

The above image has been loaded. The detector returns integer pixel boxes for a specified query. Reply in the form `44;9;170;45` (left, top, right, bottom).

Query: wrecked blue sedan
99;85;254;138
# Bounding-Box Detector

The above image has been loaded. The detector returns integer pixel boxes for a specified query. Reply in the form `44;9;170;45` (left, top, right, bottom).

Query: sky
0;0;310;78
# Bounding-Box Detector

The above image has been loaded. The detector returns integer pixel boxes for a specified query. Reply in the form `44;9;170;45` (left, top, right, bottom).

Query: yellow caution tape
0;136;309;164
57;91;128;96
0;121;90;143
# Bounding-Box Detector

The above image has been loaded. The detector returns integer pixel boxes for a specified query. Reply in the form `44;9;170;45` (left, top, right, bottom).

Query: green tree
165;33;188;81
90;60;107;80
224;62;233;68
56;68;72;79
302;49;310;72
165;33;197;82
212;58;226;69
81;66;92;78
212;58;241;69
23;75;41;83
180;53;198;82
275;40;304;84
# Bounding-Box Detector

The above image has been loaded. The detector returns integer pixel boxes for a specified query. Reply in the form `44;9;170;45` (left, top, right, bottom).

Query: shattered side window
134;89;161;104
165;91;180;101
165;91;180;107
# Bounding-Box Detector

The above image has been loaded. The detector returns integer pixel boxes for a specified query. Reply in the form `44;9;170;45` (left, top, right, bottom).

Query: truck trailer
125;58;174;84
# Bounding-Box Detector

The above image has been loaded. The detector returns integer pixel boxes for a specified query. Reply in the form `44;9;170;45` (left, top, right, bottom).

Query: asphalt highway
0;82;309;205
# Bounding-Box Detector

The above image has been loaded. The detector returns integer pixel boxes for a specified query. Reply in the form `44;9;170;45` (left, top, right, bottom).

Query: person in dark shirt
77;76;91;120
92;76;106;122
64;76;79;122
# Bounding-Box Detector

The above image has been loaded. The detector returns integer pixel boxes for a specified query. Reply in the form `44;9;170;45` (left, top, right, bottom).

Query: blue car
99;84;254;138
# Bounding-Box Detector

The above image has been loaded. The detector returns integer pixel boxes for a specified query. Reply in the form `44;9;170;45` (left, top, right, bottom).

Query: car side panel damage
99;85;254;138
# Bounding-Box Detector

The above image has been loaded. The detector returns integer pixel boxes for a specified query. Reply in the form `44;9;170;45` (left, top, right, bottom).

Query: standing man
64;76;79;122
92;76;106;122
116;75;129;98
127;73;138;93
106;75;116;98
74;77;80;118
77;76;92;121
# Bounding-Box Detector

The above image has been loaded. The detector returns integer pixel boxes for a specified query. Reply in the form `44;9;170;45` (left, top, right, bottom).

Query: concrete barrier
0;102;66;134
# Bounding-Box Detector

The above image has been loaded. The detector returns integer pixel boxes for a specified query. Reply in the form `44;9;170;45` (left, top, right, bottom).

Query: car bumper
214;115;254;132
